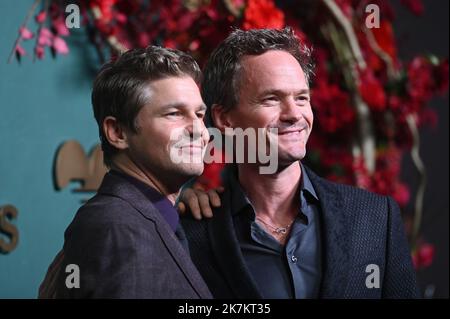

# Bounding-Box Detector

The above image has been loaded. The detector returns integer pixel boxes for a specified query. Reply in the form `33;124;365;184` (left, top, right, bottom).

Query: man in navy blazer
40;46;212;298
180;28;419;298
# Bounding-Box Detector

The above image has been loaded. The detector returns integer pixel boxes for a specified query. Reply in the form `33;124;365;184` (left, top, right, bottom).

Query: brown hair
92;46;202;166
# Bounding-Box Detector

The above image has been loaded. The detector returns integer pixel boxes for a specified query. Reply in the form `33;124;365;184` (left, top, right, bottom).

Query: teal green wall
0;0;100;298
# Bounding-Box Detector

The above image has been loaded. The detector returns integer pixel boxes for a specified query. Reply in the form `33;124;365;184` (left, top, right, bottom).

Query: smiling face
217;50;314;168
124;76;209;188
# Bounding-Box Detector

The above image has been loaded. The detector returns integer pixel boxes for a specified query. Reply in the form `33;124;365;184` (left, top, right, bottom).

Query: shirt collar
300;162;319;202
228;162;319;217
110;169;179;232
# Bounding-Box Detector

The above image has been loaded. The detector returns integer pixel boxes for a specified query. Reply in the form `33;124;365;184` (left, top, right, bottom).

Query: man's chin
176;163;205;177
277;152;305;167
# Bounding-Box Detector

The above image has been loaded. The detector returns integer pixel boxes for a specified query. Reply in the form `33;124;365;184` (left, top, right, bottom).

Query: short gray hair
202;27;314;126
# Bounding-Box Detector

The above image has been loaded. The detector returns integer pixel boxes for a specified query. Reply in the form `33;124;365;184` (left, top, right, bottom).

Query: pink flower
15;44;26;56
53;17;70;36
35;10;47;23
19;27;34;40
38;28;53;46
52;37;69;55
35;46;45;59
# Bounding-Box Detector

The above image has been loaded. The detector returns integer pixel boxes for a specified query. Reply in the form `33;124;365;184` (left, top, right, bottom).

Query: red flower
91;0;118;22
418;108;438;129
401;0;424;16
412;242;435;269
392;182;410;207
408;57;432;94
434;58;449;94
352;156;371;189
196;149;226;190
312;81;355;133
285;15;310;46
137;32;150;48
358;69;387;111
371;20;397;61
334;0;353;18
243;0;285;30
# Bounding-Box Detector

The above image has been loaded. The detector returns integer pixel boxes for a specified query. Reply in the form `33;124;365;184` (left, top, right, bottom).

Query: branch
90;5;128;54
33;0;49;62
7;0;42;63
406;114;427;246
223;0;241;17
363;27;398;79
321;0;366;69
322;19;376;174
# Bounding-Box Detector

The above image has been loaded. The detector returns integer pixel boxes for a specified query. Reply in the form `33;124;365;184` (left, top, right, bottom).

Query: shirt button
291;255;298;263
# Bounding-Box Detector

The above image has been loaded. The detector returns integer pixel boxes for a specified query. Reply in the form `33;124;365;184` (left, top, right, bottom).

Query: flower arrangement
10;0;448;270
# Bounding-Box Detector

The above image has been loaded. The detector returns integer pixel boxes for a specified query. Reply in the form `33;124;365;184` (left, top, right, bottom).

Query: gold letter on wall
0;205;19;254
55;140;108;192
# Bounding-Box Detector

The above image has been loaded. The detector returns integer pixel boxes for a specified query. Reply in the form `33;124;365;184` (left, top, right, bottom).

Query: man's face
125;76;209;187
226;50;314;167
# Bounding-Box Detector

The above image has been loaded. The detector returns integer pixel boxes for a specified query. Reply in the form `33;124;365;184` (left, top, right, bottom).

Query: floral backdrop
10;0;448;272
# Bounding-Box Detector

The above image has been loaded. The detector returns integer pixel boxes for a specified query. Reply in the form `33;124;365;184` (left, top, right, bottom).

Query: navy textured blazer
181;165;420;299
51;172;212;299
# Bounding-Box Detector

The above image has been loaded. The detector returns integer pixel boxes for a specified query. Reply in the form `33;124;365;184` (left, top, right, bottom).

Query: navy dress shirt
230;163;322;298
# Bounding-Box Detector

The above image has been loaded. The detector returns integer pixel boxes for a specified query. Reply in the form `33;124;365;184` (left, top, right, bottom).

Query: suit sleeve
382;196;420;298
56;222;143;298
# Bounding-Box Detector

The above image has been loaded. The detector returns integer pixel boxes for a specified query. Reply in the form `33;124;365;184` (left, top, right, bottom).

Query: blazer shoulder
68;193;152;235
310;169;388;204
180;215;209;237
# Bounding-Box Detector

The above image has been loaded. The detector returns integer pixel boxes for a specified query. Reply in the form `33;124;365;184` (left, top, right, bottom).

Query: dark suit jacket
181;165;419;299
47;172;211;299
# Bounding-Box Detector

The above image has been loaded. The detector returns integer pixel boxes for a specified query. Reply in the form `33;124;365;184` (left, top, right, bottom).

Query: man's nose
185;118;207;139
279;98;302;123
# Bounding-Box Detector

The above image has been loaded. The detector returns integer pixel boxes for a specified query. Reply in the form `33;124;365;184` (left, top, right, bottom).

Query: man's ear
211;104;232;134
103;116;129;150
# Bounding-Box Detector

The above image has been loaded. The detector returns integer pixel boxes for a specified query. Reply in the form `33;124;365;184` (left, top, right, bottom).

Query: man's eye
196;112;205;119
166;112;182;117
296;95;310;102
262;96;279;103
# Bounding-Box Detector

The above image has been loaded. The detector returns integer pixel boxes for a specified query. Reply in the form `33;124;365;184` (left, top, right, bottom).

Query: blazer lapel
152;216;212;298
304;166;351;298
98;172;212;299
208;187;262;298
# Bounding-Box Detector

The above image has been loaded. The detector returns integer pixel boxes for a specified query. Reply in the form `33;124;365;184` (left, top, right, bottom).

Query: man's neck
237;161;302;223
111;156;179;205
